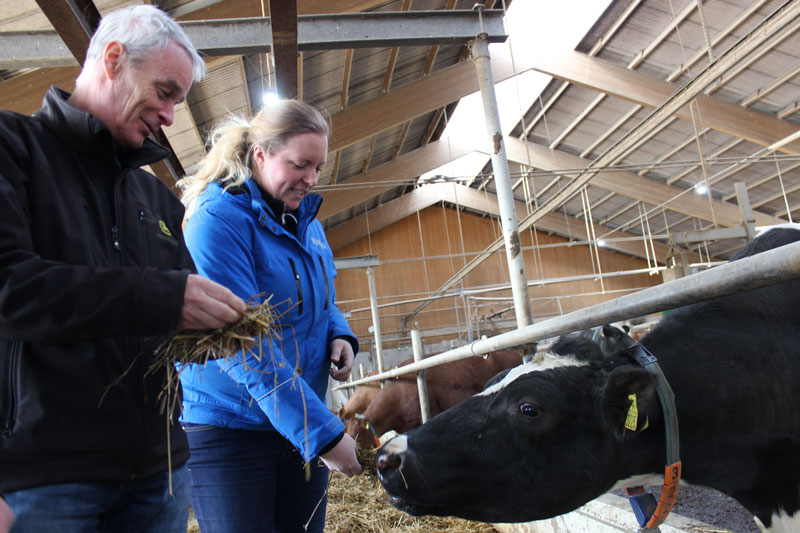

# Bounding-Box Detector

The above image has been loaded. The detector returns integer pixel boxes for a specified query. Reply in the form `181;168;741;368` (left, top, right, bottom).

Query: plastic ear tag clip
625;393;639;431
625;393;649;432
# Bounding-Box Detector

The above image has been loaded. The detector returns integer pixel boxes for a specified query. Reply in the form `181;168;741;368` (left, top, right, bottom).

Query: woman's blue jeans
184;424;329;533
4;463;189;532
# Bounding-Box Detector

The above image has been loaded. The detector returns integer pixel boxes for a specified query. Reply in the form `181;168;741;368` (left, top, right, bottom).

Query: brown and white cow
338;357;422;426
377;226;800;533
347;349;524;449
338;382;380;420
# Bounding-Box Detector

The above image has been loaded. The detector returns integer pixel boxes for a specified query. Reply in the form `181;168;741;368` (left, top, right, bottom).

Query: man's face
108;40;194;149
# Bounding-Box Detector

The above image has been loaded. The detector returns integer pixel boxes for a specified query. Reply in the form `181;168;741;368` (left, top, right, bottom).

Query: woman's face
253;132;327;210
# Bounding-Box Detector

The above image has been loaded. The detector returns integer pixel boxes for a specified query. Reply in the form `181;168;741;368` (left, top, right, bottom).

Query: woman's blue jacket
179;179;357;460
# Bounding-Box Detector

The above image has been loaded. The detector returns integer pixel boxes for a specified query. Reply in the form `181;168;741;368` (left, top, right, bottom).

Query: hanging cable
773;152;794;223
642;201;659;275
364;201;374;256
440;197;463;331
689;100;720;228
582;187;606;293
580;188;598;275
414;186;431;297
638;202;654;272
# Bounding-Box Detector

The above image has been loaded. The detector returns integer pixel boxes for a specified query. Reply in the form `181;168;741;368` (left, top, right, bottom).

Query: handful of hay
356;447;379;477
148;297;281;416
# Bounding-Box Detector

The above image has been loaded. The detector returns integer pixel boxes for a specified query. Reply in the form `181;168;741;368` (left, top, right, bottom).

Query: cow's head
345;416;380;449
377;353;659;523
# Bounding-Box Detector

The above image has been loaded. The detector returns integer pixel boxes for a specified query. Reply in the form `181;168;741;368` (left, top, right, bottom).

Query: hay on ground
325;449;496;533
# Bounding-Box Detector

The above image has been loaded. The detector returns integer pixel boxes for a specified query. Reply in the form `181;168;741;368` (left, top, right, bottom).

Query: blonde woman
178;100;361;532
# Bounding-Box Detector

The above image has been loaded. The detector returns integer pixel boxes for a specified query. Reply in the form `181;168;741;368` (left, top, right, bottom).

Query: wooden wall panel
332;205;662;348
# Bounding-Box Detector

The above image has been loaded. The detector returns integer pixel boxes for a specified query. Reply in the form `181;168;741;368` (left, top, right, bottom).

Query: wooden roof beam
499;136;782;228
268;0;299;99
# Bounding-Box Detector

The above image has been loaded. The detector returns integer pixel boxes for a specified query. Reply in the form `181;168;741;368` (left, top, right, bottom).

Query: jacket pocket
1;341;21;437
288;258;303;315
318;255;330;311
132;206;179;267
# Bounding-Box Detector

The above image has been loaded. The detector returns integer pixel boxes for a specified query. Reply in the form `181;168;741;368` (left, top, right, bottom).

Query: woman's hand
319;433;362;477
329;338;354;381
0;497;14;533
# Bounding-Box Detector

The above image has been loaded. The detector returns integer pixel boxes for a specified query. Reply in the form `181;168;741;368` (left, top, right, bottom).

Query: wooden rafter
268;0;299;99
33;0;100;66
530;49;800;155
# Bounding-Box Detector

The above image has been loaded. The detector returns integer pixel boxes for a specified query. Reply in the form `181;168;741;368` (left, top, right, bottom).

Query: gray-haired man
0;5;245;531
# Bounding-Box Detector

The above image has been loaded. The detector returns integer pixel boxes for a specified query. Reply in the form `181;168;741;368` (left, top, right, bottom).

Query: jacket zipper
2;341;21;437
318;256;330;311
113;172;143;477
111;225;121;256
138;209;149;265
288;258;303;315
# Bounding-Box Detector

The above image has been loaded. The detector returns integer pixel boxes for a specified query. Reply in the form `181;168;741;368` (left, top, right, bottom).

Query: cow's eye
519;403;539;418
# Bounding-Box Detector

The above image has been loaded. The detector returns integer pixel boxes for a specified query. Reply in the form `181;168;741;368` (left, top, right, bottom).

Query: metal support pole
410;329;431;423
334;240;800;389
471;28;533;331
365;266;385;385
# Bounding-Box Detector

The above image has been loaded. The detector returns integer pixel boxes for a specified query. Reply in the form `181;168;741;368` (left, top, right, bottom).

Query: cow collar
623;343;682;532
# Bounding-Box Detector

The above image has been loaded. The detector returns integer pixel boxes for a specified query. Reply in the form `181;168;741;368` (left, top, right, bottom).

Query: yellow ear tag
625;393;638;431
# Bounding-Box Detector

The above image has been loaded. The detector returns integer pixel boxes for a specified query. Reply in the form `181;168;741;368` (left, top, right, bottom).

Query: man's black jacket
0;87;192;492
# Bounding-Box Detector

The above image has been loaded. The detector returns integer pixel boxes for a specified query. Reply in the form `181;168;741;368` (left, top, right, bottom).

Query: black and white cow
377;226;800;532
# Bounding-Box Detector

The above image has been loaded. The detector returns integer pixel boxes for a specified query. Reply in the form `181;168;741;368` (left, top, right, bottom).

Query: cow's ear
484;368;512;390
601;366;657;441
551;335;605;362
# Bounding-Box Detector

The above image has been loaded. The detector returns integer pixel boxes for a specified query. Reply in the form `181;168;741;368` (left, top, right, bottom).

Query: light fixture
263;91;278;106
694;183;707;195
597;239;606;247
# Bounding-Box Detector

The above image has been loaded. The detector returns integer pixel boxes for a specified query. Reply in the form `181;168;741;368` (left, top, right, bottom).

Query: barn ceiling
2;0;799;277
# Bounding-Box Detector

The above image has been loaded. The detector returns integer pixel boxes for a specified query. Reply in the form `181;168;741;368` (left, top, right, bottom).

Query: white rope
582;187;606;293
523;166;545;280
638;202;654;272
440;196;463;331
364;201;374;256
773;152;794;223
642;201;659;274
689;100;720;229
414;186;431;296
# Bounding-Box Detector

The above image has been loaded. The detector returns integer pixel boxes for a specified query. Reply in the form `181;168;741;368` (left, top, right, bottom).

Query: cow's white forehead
478;352;586;397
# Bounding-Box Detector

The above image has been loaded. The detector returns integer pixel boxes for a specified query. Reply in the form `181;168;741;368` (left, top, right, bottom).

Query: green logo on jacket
159;220;173;237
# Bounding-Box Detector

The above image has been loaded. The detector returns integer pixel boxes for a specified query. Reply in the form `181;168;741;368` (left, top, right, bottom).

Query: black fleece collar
34;86;171;170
